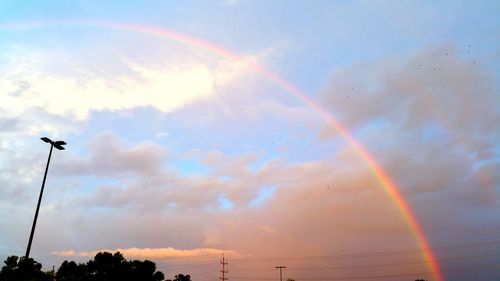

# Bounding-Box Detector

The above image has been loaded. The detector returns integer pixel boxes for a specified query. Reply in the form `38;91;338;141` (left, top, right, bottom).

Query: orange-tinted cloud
51;247;238;260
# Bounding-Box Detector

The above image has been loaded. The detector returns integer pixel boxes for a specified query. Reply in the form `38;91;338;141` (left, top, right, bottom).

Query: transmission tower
220;253;228;281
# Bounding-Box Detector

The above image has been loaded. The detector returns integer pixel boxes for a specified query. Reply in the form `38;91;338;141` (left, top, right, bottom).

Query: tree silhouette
56;260;88;281
56;252;165;281
86;252;129;281
173;273;191;281
0;256;51;281
2;252;168;281
128;259;164;281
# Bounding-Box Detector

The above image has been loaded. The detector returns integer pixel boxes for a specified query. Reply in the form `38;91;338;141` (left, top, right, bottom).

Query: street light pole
25;137;66;259
276;266;286;281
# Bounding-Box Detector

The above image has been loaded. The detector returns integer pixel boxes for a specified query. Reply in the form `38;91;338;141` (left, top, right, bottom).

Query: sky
0;1;499;280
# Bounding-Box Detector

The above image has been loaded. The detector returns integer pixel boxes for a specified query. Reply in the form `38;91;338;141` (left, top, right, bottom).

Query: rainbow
1;20;444;281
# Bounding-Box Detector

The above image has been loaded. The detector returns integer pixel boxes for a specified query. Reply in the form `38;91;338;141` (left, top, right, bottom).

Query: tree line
0;252;430;281
0;251;191;281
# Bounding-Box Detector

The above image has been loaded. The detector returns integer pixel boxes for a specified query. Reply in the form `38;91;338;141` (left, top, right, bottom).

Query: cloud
5;128;497;280
2;39;497;281
0;117;21;132
56;132;166;177
0;43;267;121
51;247;237;260
321;45;498;153
318;45;499;197
0;60;215;119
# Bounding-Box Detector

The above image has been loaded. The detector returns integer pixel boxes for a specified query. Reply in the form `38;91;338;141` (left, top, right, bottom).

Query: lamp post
25;137;66;259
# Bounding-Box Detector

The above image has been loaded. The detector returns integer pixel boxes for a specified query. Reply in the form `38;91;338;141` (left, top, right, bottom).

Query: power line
152;239;499;277
227;237;500;255
229;265;500;280
153;240;499;274
230;240;500;262
151;239;500;269
157;252;499;274
228;253;500;271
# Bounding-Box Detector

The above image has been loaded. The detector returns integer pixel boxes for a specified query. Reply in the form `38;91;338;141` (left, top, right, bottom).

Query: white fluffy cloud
0;59;214;119
0;44;268;121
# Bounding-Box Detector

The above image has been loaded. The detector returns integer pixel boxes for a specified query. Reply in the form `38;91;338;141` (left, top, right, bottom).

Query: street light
25;137;66;259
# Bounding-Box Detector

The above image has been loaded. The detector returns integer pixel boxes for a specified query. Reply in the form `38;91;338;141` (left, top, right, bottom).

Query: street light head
41;138;66;150
53;140;67;150
54;140;67;146
40;137;52;144
53;145;65;150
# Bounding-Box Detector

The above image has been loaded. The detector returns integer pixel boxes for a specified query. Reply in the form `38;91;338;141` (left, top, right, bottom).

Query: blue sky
0;1;499;280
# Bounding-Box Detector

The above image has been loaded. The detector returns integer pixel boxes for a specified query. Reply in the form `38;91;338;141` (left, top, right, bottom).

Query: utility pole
220;253;228;281
275;266;286;281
